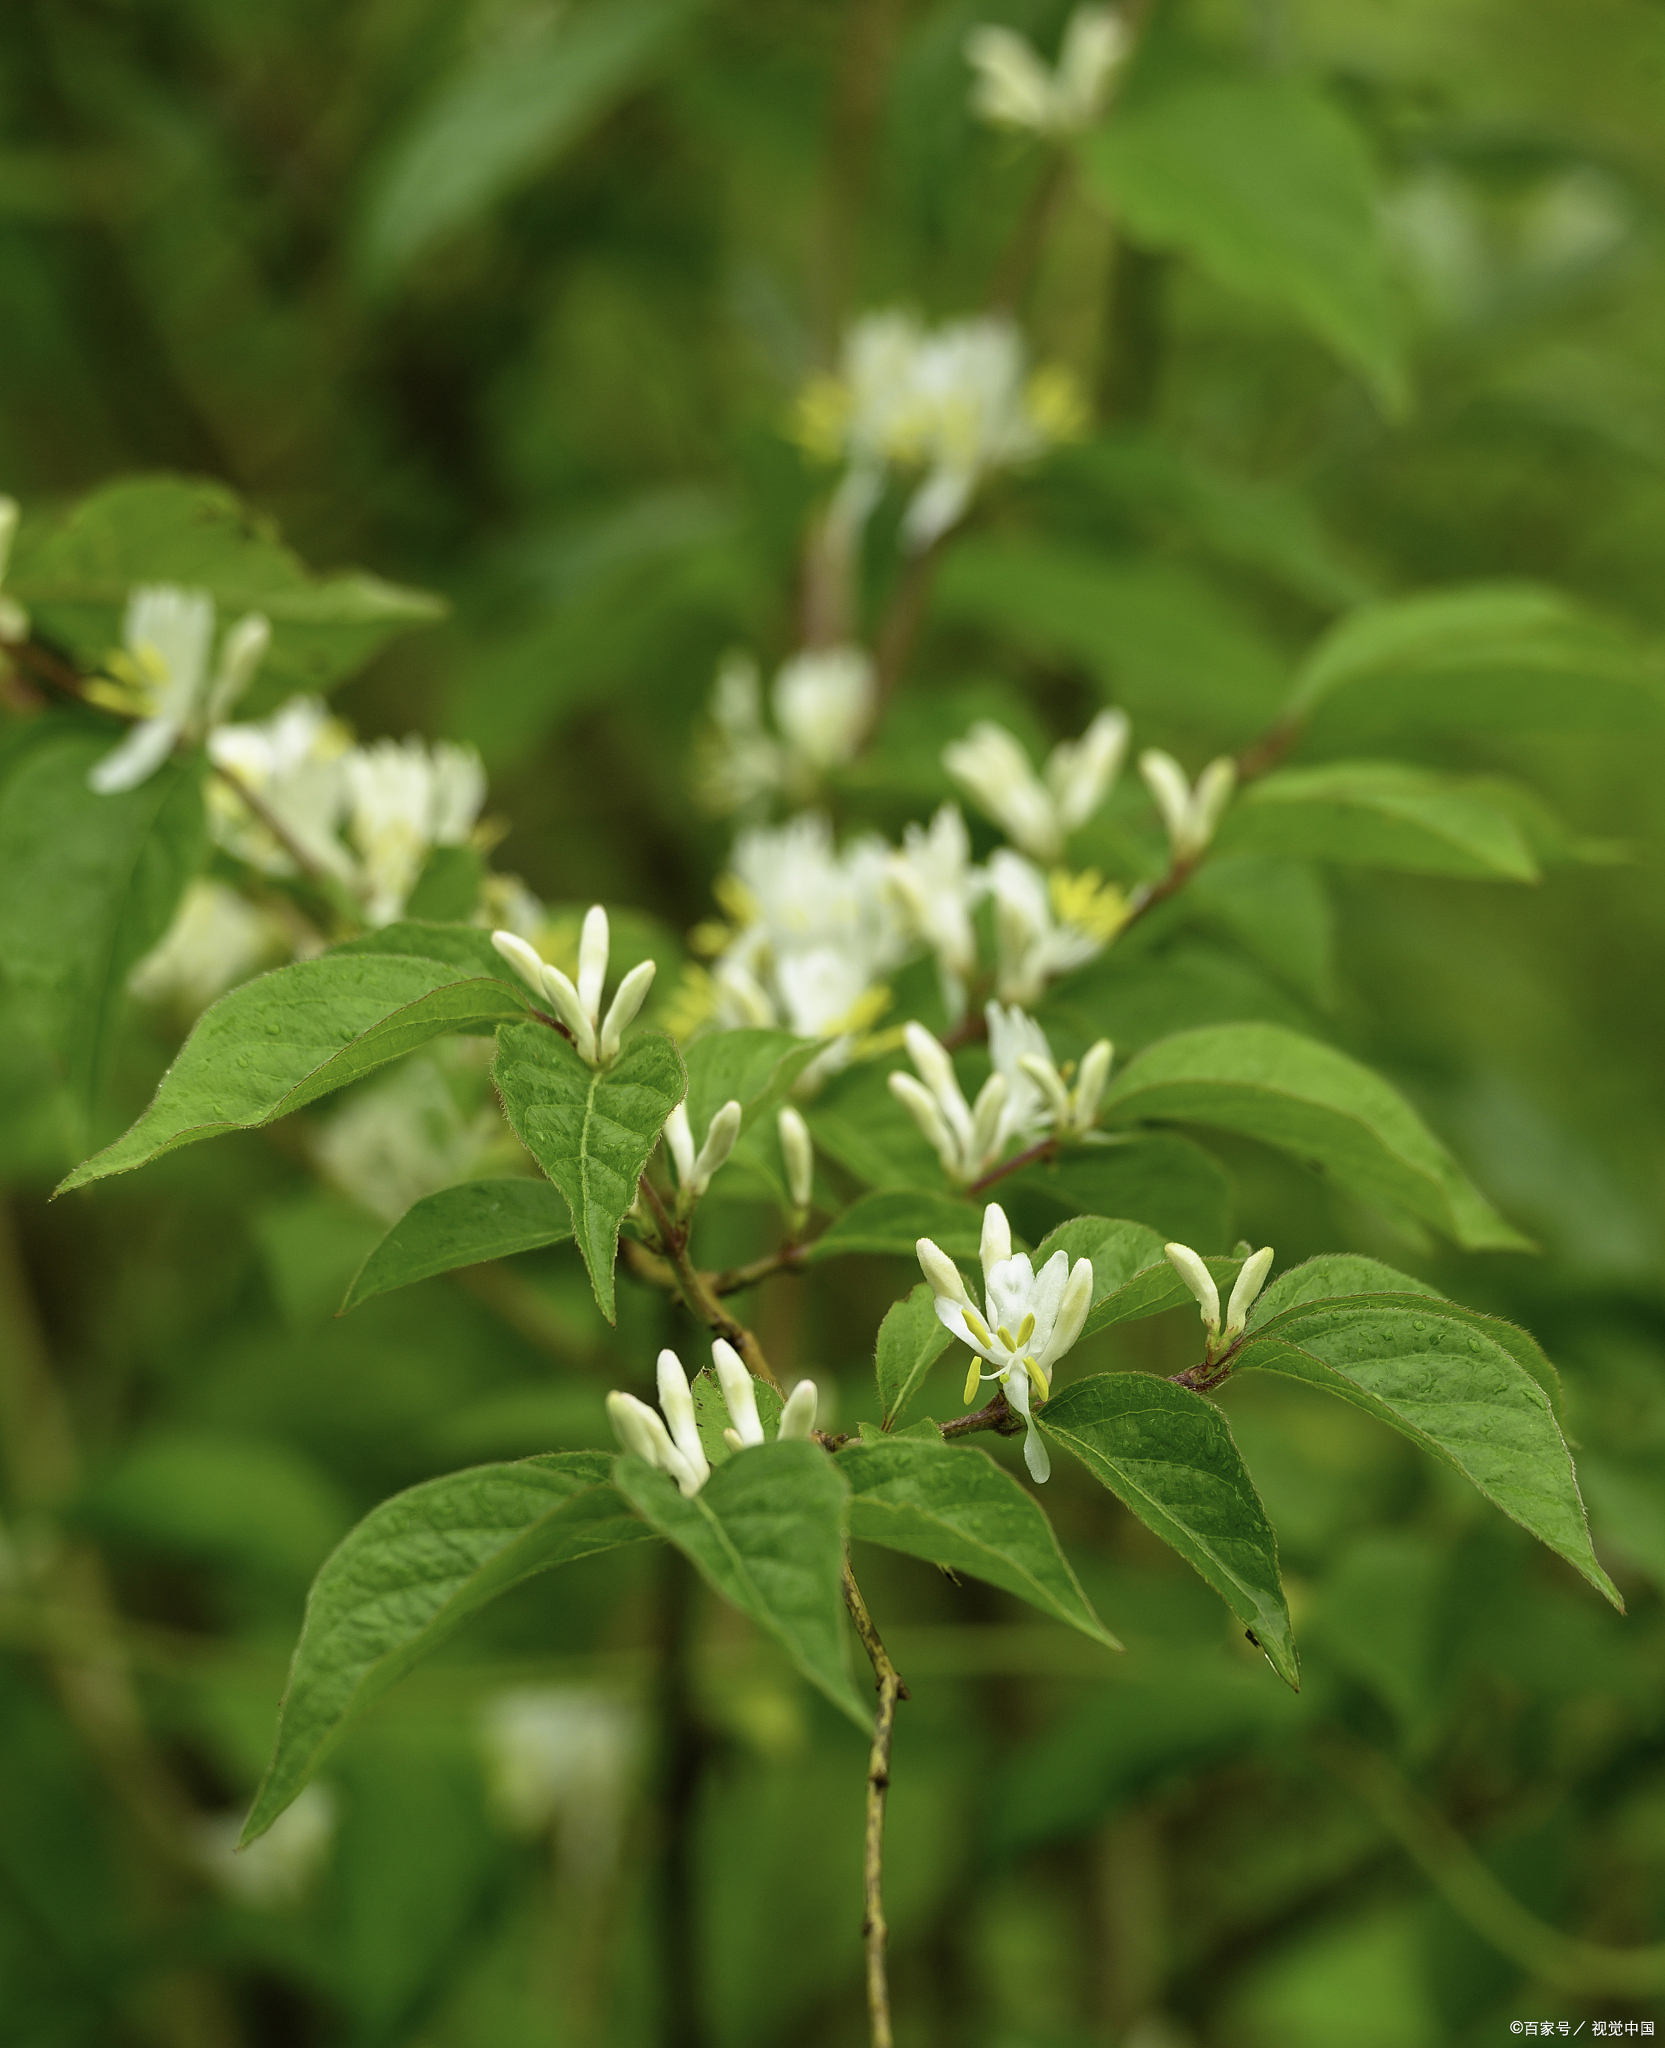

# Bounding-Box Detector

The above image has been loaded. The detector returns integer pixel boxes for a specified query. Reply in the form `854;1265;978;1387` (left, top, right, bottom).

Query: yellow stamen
964;1310;991;1347
1016;1311;1036;1347
1026;1357;1050;1400
996;1324;1016;1352
963;1358;981;1404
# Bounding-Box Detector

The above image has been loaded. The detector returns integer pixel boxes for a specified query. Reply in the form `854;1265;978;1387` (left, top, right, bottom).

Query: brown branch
940;1388;1022;1440
843;1563;909;2048
636;1177;783;1392
872;536;943;711
708;1241;807;1296
986;152;1072;313
967;1135;1058;1198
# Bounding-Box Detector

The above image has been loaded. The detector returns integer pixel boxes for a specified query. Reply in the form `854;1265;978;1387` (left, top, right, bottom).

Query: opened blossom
916;1202;1094;1483
944;710;1129;862
607;1342;819;1497
1139;749;1237;863
89;584;270;795
965;6;1130;138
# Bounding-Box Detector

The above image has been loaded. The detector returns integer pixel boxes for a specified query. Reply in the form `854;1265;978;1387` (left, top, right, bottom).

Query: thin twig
939;1388;1022;1441
843;1564;909;2048
636;1177;783;1391
986;152;1072;313
709;1242;807;1296
967;1136;1058;1198
871;537;943;712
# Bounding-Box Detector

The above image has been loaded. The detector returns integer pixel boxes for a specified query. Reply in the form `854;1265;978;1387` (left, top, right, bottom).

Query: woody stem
636;1177;784;1392
843;1563;908;2048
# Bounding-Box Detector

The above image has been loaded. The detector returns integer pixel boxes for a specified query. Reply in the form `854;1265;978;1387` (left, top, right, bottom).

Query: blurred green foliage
3;1;1665;2045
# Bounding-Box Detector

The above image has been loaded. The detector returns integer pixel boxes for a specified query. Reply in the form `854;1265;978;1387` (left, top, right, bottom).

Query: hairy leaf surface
842;1437;1120;1648
1100;1022;1527;1250
60;952;529;1191
1040;1374;1298;1687
615;1441;868;1728
494;1022;685;1322
243;1453;649;1842
341;1178;572;1311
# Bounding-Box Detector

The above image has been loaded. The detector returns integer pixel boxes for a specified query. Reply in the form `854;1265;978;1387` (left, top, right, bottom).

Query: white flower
803;311;1083;554
209;695;356;881
664;1096;742;1214
344;736;486;926
607;1341;819;1496
890;1022;1012;1187
915;1202;1094;1483
480;1686;640;1866
492;905;656;1067
1139;750;1237;863
192;1783;336;1908
709;815;906;1051
944;710;1128;862
995;1003;1114;1139
89;586;270;794
127;878;287;1013
0;496;28;644
773;645;875;771
986;849;1104;1005
698;652;785;812
965;6;1130;138
312;1040;507;1223
778;1105;816;1220
1165;1241;1274;1364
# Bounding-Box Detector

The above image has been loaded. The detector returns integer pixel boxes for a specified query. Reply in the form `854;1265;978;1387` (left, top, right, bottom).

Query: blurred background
2;0;1664;2043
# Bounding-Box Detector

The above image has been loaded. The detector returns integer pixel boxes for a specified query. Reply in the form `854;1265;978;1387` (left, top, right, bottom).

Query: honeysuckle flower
915;1202;1094;1483
0;496;28;644
707;815;906;1057
986;849;1106;1004
1165;1241;1273;1364
797;311;1085;554
965;6;1130;138
772;645;875;773
944;710;1129;861
127;878;288;1013
492;906;657;1067
888;804;981;1021
607;1342;819;1496
890;1020;1025;1186
208;695;357;881
1139;749;1237;863
1001;1006;1114;1139
699;645;875;812
343;736;486;926
89;585;270;794
664;1096;743;1213
778;1105;816;1222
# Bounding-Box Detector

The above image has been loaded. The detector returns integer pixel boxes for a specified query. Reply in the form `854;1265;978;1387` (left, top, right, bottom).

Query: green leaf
242;1453;651;1843
840;1438;1120;1649
1100;1022;1529;1251
1079;74;1404;407
358;0;698;284
1289;584;1661;743
1247;1254;1440;1325
681;1027;819;1139
1221;762;1539;880
933;539;1289;737
805;1060;943;1190
329;921;515;983
804;1188;982;1264
688;1365;785;1469
57;952;529;1193
1038;1374;1298;1687
1234;1300;1620;1608
340;1178;572;1312
493;1022;685;1322
874;1283;954;1429
404;845;485;923
0;725;205;1136
614;1441;868;1729
10;477;443;709
1183;856;1336;1010
1011;1139;1231;1254
1029;1215;1178;1338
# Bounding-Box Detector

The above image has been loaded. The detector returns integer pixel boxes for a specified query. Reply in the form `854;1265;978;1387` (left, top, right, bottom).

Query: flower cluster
889;1004;1112;1185
700;645;876;812
492;907;657;1068
964;6;1130;138
916;1202;1095;1483
88;584;271;795
1164;1240;1274;1365
607;1341;819;1497
798;310;1085;551
945;710;1129;863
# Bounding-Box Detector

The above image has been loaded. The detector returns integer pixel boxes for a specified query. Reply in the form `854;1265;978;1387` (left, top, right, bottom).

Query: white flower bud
577;905;610;1022
778;1106;815;1213
916;1236;974;1309
980;1201;1014;1282
1041;1256;1095;1365
968;1072;1009;1171
777;1380;819;1440
889;1071;959;1174
1224;1246;1274;1339
1164;1242;1220;1334
1073;1038;1113;1126
712;1338;765;1447
541;963;597;1063
492;930;550;1000
690;1098;742;1194
598;957;656;1063
655;1350;710;1488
